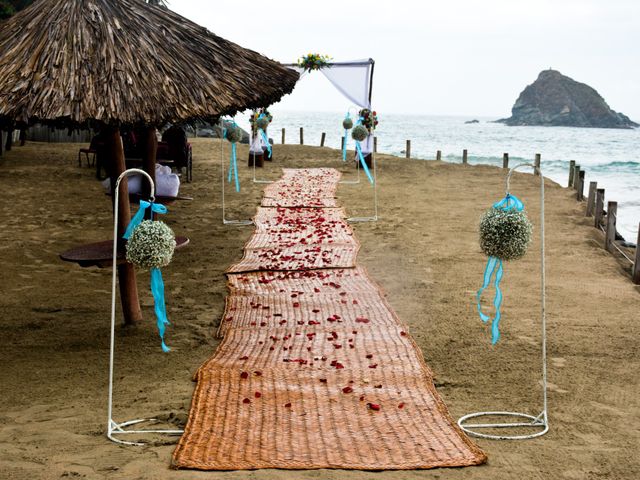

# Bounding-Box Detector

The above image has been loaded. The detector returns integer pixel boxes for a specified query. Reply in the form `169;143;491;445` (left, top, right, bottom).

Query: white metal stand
347;150;379;223
108;169;184;446
219;121;253;226
458;162;548;440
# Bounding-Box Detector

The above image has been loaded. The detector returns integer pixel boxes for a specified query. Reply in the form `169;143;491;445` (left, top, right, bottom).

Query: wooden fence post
374;136;377;153
341;137;345;152
503;153;509;169
462;149;468;164
573;165;580;190
586;181;597;216
633;223;640;284
568;160;576;187
605;201;618;253
594;188;605;228
299;127;304;145
320;132;326;147
436;150;442;161
281;128;285;144
406;140;411;159
576;170;585;201
534;153;541;175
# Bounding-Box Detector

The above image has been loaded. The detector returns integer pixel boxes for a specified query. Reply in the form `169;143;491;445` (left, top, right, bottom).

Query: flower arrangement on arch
297;53;331;72
249;108;273;133
358;108;379;132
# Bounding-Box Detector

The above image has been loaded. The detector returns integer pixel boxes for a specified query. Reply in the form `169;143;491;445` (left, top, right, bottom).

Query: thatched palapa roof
0;0;299;127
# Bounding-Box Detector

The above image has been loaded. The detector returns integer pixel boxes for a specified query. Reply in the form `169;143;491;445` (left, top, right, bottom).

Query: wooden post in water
573;165;580;190
436;150;441;161
299;127;304;145
107;127;142;326
281;128;285;144
503;153;509;169
320;132;326;147
633;224;640;284
576;170;585;201
594;188;605;228
605;201;618;253
568;160;576;187
534;153;541;175
341;137;345;152
406;140;411;159
374;136;377;153
462;149;468;164
586;181;597;216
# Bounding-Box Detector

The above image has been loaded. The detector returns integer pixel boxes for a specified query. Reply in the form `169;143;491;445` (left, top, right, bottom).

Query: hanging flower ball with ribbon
225;124;244;144
477;193;532;344
224;122;242;192
351;124;368;142
123;203;176;352
343;117;353;130
256;115;270;130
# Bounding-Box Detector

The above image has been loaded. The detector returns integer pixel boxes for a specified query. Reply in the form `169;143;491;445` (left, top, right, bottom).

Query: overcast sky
171;0;640;120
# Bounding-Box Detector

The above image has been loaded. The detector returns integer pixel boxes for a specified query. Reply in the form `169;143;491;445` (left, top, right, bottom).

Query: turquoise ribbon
123;200;171;352
476;193;525;344
123;200;167;239
151;267;171;352
223;126;240;192
259;128;272;158
477;256;504;344
355;141;374;185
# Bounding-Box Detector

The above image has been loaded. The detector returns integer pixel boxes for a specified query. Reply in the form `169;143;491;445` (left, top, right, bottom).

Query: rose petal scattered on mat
367;403;381;411
255;392;262;398
342;386;353;394
239;356;249;361
284;402;292;408
240;371;249;379
398;403;405;409
243;398;251;404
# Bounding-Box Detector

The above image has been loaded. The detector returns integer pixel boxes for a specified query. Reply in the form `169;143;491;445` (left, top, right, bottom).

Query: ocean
234;111;640;242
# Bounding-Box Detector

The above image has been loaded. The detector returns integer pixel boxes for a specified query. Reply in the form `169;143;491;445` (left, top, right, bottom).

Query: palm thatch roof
0;0;299;128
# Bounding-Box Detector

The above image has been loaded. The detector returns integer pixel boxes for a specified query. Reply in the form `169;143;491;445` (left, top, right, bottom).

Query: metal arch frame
107;169;184;446
219;119;254;226
458;162;549;440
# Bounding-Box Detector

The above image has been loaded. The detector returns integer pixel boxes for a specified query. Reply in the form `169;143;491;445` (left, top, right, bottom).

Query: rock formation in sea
498;70;638;129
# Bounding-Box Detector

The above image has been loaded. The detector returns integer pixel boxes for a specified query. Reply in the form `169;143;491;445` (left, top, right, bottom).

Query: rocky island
498;70;638;129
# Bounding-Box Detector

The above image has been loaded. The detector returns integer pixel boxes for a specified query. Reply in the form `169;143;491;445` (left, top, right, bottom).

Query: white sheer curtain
321;61;372;109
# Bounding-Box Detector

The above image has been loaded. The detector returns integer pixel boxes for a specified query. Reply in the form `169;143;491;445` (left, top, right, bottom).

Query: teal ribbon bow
355;141;374;185
476;193;524;344
223;125;240;192
123;200;171;352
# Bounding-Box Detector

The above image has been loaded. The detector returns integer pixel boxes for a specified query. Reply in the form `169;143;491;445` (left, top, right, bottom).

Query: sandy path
0;139;638;479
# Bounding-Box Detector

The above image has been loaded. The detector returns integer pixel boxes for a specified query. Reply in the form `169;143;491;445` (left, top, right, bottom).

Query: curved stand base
458;411;548;440
348;216;378;223
223;219;254;226
108;418;184;446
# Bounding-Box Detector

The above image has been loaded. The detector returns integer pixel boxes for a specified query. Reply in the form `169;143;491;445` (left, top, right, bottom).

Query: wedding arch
220;58;379;224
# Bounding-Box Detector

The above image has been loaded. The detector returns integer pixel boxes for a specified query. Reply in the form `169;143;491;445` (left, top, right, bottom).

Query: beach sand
0;139;638;479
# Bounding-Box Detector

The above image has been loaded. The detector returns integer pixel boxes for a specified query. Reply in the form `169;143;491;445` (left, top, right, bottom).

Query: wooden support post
142;127;157;202
576;170;585;201
436;150;441;161
462;149;468;164
568;160;576;187
406;140;411;159
573;165;580;190
281;128;285;145
5;128;13;151
605;201;618;253
594;188;605;229
633;224;640;284
586;181;597;216
534;153;541;175
107;127;142;326
503;153;509;169
0;131;6;156
374;136;377;153
299;127;304;145
320;132;326;147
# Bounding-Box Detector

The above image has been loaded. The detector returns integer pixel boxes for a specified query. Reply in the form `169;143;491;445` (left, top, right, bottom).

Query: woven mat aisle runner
173;168;486;470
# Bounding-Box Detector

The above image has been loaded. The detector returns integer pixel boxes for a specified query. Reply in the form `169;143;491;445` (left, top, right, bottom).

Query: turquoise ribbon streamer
150;267;171;352
259;128;272;158
223;126;240;192
123;200;167;239
123;200;171;352
475;193;525;344
355;141;374;185
477;256;504;344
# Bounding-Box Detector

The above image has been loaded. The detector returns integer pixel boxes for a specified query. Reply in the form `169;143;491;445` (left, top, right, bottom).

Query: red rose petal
255;392;262;398
319;378;327;383
365;354;373;359
369;364;378;369
243;398;251;404
240;371;249;379
342;386;353;394
400;331;407;336
284;402;292;408
367;403;381;411
398;403;405;409
239;355;249;361
254;371;262;376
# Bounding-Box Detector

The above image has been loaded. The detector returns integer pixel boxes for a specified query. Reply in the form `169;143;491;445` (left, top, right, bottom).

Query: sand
0;139;638;479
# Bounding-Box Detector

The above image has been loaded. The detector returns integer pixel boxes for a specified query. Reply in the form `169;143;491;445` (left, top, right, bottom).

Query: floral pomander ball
479;207;532;261
343;117;353;130
256;116;270;130
225;125;243;143
126;220;176;268
351;124;369;142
